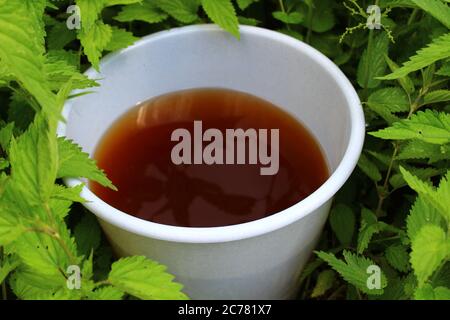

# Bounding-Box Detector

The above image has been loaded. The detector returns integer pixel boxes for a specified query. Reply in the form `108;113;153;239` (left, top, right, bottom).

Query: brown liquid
90;88;329;227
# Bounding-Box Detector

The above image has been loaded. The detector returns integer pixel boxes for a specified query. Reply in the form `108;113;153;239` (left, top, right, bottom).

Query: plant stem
375;143;398;217
278;0;291;31
407;9;419;26
374;88;425;216
306;4;313;44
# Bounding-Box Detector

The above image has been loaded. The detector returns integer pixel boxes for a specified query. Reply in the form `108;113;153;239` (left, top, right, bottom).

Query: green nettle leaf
370;110;450;145
88;286;125;300
398;140;450;163
380;33;450;80
329;204;355;246
0;122;14;151
236;0;259;11
78;21;112;70
389;166;443;190
104;26;139;52
57;137;115;189
108;256;188;300
415;284;450;300
357;208;380;254
238;16;260;26
357;208;399;254
357;153;382;182
311;270;335;298
272;11;304;24
0;0;57;117
385;55;415;95
423;90;450;106
0;203;25;246
367;87;410;124
357;33;390;89
9;113;58;206
411;225;448;285
385;245;410;273
436;62;450;76
201;0;239;39
401;167;450;223
316;250;387;295
51;184;85;203
411;0;450;29
114;0;168;24
155;0;200;23
74;214;101;257
76;0;105;31
44;55;99;91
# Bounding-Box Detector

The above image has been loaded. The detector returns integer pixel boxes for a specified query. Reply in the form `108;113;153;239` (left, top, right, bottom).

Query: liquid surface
90;88;329;227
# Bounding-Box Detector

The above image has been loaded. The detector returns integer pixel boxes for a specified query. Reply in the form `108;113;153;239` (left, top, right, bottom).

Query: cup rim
58;24;365;244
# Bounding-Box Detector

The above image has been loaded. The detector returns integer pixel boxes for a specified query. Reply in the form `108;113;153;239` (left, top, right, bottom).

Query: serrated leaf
9;113;58;207
155;0;199;23
437;62;450;76
0;122;14;151
57;137;115;190
411;225;448;285
0;0;57;117
237;0;259;10
368;87;410;112
411;0;450;29
380;33;450;80
108;256;188;300
78;21;112;70
357;208;380;254
358;153;382;182
76;0;105;31
88;286;124;300
385;245;410;272
201;0;239;39
272;11;304;24
316;250;387;295
401;167;450;222
51;184;85;203
358;33;389;88
389;167;442;189
385;55;415;94
114;0;168;24
0;202;25;246
398;140;450;163
238;16;260;26
370;110;450;144
311;270;335;298
44;54;98;91
329;204;355;246
415;284;450;300
423;90;450;106
367;87;410;124
104;26;138;52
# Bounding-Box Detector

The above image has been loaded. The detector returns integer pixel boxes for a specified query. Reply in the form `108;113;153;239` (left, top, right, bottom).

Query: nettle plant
0;0;449;300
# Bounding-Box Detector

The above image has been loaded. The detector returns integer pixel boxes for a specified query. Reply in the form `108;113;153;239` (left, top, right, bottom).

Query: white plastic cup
58;25;365;299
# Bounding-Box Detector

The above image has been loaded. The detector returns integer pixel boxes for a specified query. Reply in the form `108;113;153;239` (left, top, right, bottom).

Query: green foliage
316;250;387;295
0;0;449;301
201;0;239;39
